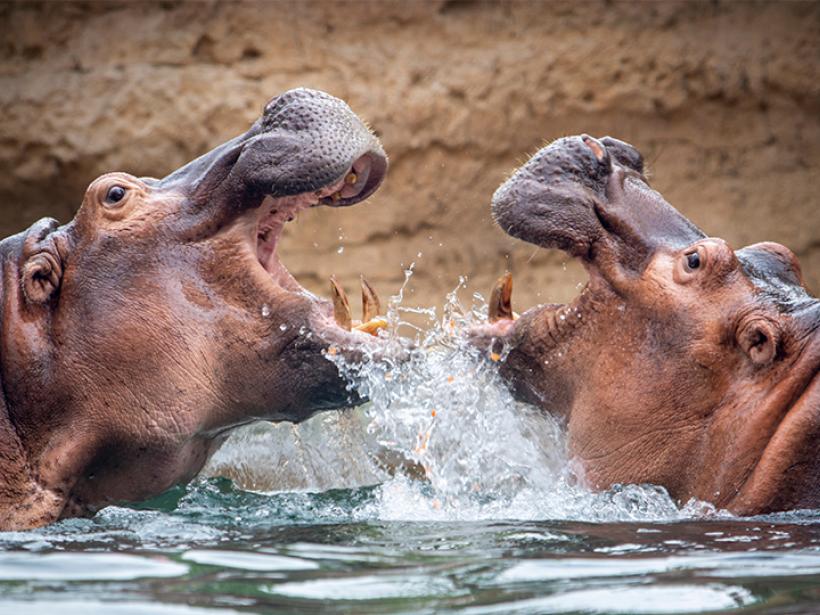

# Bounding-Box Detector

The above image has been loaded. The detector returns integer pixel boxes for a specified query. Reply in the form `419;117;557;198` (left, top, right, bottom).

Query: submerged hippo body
483;135;818;514
0;88;388;530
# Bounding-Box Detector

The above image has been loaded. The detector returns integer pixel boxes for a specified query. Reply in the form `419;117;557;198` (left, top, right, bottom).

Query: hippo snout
164;87;387;213
257;88;387;202
492;134;703;267
490;135;617;257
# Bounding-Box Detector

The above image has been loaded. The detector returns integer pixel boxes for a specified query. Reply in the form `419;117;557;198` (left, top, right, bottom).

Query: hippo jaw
481;135;819;515
235;153;388;338
722;256;820;514
182;89;390;420
142;89;390;420
157;87;389;347
253;154;380;294
731;348;819;514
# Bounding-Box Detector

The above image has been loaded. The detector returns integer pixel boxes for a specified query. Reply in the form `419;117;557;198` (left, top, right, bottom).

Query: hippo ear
737;318;779;367
21;218;65;305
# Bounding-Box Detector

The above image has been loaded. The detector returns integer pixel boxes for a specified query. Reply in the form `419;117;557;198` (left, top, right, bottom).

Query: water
0;485;818;614
1;277;818;614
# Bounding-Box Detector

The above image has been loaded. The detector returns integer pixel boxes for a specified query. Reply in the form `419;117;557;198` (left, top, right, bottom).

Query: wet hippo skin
0;88;388;530
479;135;819;515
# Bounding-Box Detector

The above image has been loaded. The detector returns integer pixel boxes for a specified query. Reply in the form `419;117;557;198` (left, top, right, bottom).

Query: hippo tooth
582;135;606;162
361;275;382;322
488;272;514;322
353;318;388;336
345;172;358;185
331;192;342;203
330;276;352;331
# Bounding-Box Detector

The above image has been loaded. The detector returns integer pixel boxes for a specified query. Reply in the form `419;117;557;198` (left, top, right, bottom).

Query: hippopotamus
480;135;819;515
0;88;388;530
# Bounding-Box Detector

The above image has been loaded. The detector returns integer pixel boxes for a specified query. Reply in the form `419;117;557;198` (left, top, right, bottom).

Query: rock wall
1;0;818;313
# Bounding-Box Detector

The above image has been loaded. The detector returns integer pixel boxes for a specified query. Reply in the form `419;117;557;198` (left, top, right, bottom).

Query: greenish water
0;480;818;614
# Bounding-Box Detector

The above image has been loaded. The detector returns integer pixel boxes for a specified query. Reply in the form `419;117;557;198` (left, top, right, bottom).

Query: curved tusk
361;275;382;322
488;271;514;322
330;275;352;331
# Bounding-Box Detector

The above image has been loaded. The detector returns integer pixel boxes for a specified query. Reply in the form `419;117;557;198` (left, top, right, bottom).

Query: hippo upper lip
483;134;701;342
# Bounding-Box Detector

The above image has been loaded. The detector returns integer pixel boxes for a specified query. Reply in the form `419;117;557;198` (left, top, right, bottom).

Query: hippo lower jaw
218;147;386;341
483;262;820;514
483;274;602;343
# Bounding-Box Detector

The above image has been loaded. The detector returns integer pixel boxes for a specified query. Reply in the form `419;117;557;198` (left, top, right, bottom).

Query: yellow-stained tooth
360;276;382;322
345;172;358;185
330;276;352;331
488;271;515;322
331;192;342;203
354;318;388;336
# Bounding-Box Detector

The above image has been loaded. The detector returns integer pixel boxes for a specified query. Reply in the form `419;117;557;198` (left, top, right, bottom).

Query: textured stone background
1;0;818;313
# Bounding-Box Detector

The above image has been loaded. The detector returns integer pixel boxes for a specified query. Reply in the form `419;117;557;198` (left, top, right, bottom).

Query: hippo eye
105;186;127;205
685;251;701;271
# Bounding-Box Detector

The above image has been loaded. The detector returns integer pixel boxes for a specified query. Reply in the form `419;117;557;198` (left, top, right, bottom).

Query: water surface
1;482;818;614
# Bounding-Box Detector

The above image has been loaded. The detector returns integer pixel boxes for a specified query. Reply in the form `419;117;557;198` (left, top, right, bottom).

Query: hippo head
0;88;388;525
481;135;819;515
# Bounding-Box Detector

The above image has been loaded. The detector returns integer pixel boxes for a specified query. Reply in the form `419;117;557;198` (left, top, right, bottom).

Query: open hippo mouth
480;134;819;514
249;151;388;333
163;88;390;336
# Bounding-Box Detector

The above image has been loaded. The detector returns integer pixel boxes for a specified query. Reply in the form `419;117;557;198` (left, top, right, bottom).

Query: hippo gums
0;88;389;530
480;135;819;515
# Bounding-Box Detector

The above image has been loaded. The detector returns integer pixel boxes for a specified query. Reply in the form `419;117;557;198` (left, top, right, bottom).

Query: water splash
209;274;724;523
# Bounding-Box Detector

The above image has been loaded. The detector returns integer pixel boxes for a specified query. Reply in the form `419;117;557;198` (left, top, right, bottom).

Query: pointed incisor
489;272;514;322
330;276;352;331
360;276;382;322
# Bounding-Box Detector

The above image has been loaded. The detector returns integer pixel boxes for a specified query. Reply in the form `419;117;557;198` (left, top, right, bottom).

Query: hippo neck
0;393;57;528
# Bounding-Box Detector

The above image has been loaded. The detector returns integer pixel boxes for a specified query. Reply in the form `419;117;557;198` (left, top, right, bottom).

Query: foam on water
208;272;724;523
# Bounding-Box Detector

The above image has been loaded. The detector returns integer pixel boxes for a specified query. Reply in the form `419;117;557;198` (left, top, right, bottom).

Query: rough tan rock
1;0;818;314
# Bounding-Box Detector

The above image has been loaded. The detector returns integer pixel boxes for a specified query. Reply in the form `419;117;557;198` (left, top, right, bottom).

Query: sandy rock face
1;0;818;310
